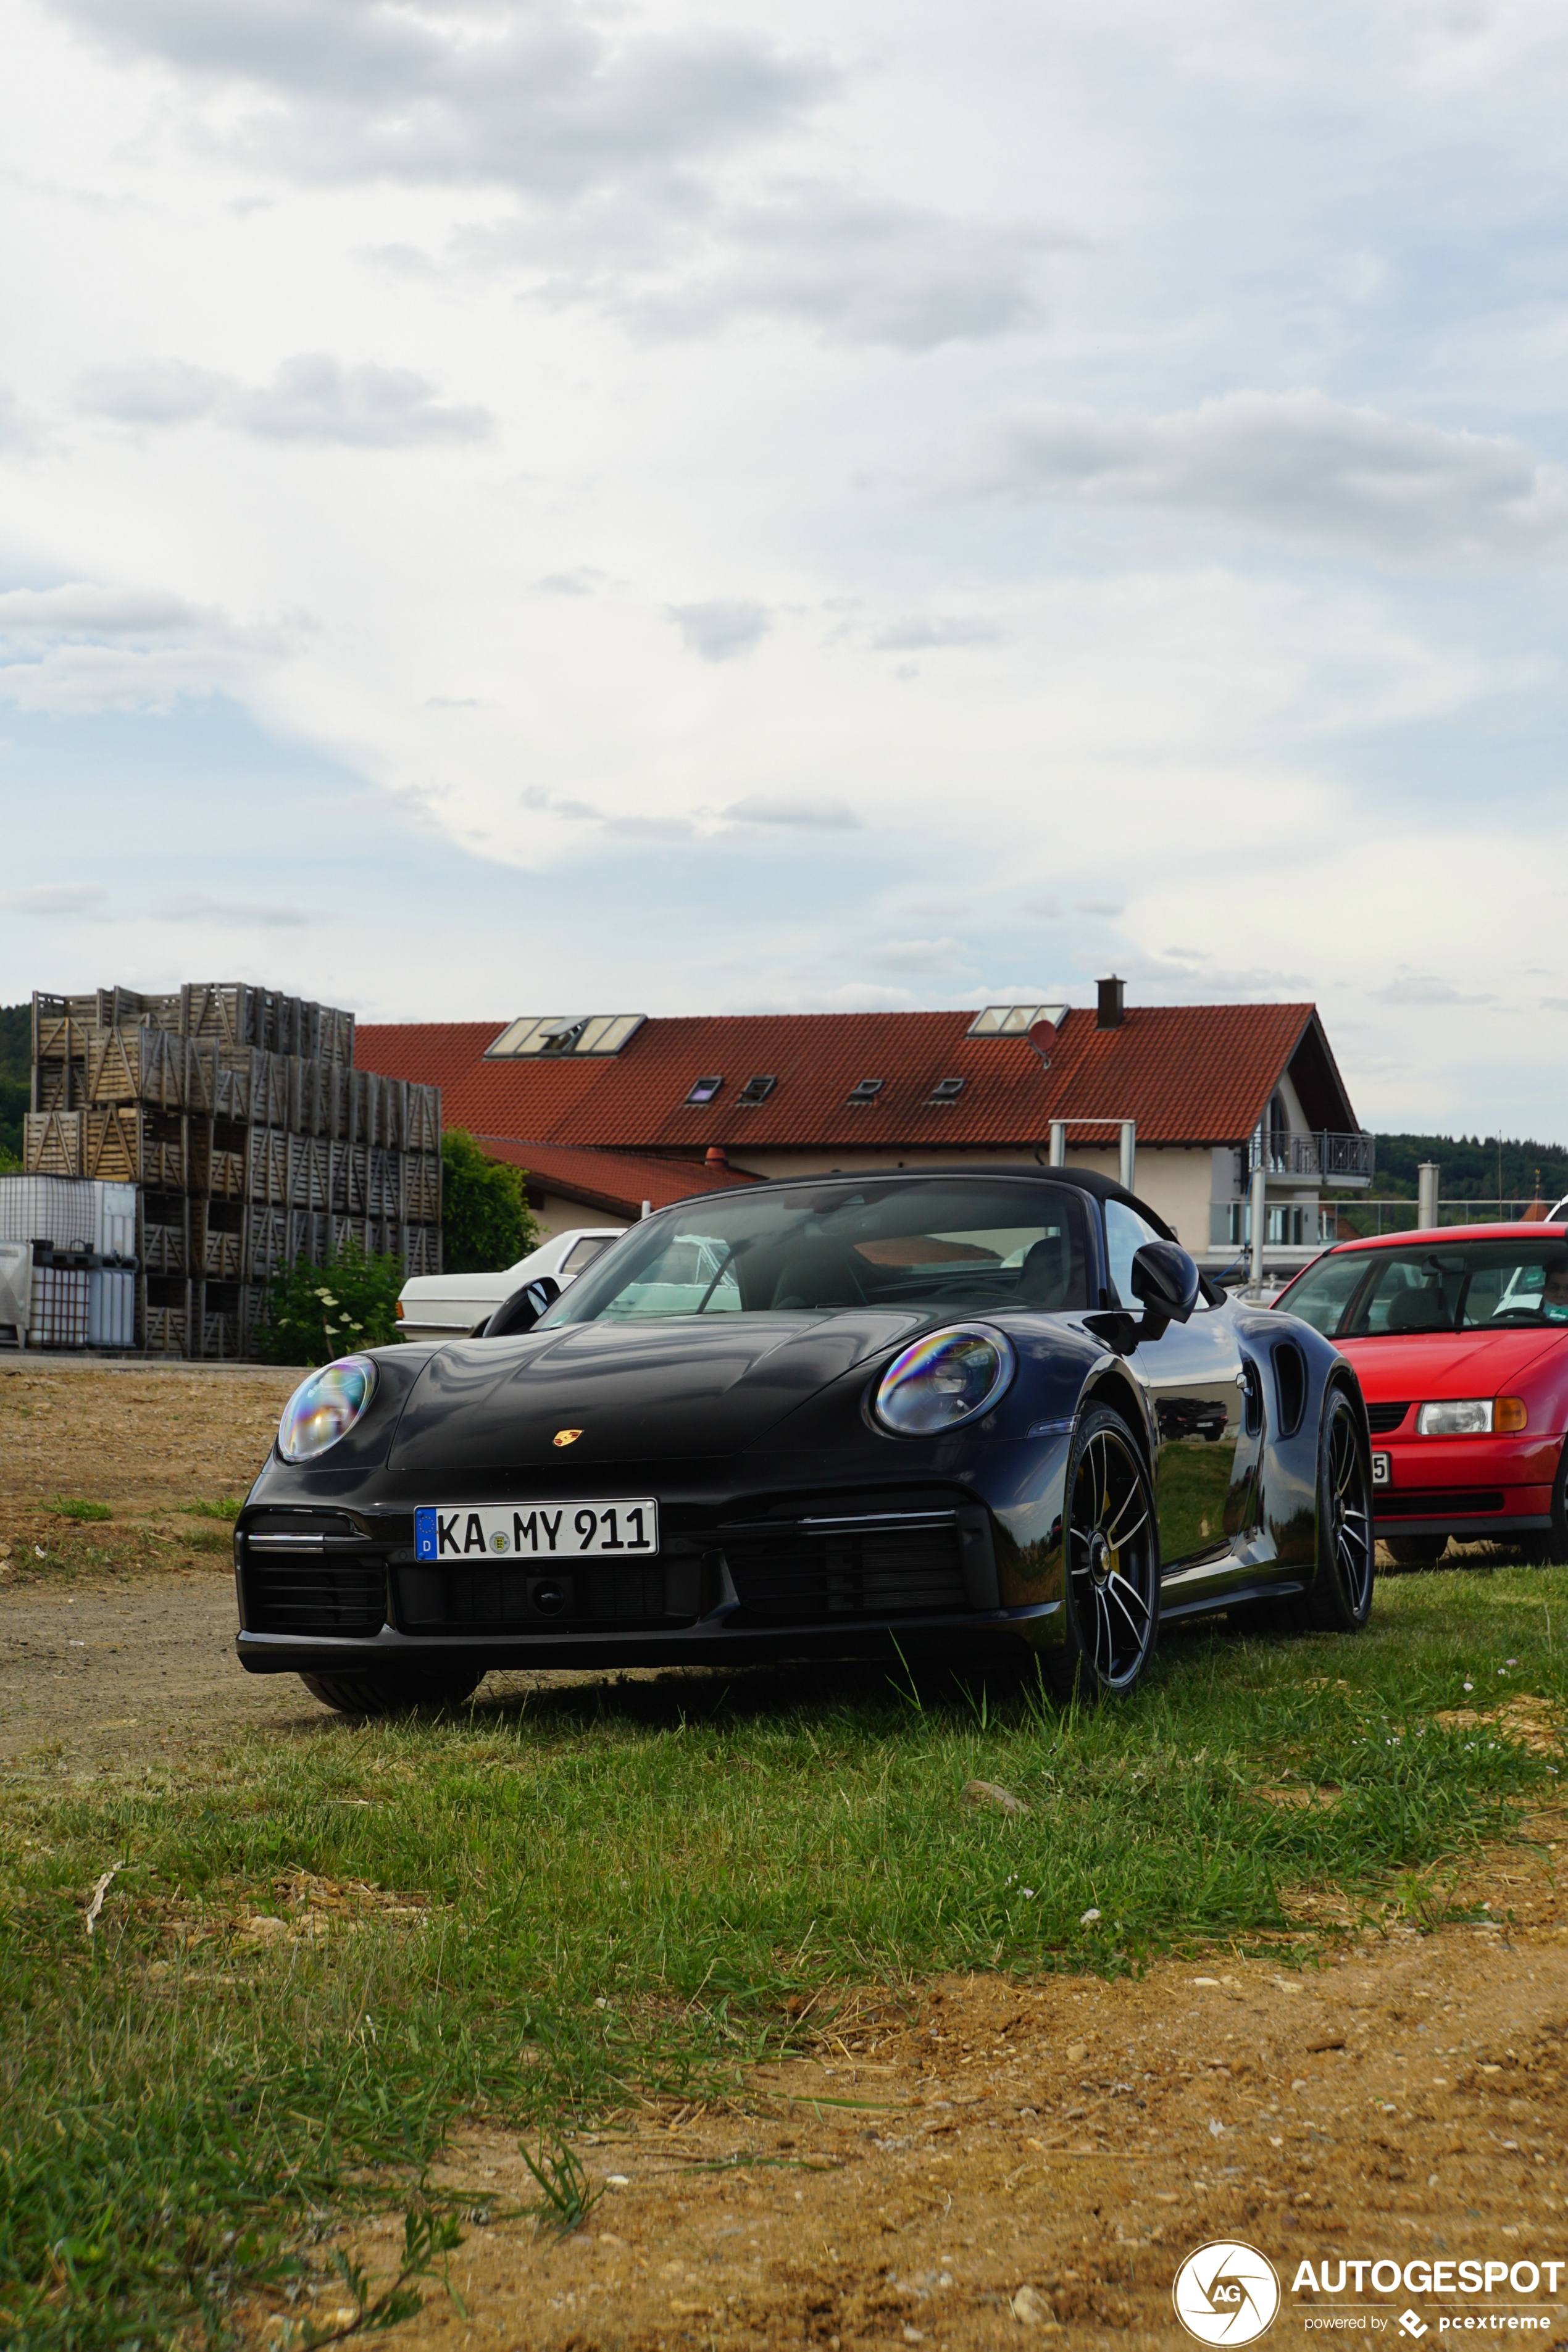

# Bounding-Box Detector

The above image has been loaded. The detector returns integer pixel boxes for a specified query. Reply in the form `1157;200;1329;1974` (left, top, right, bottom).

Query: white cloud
0;582;303;713
669;600;770;662
960;391;1568;564
573;185;1054;351
75;357;227;425
722;794;860;830
77;353;490;447
1372;974;1497;1006
873;614;1004;652
535;569;605;596
0;882;110;917
49;0;828;196
864;936;978;977
153;892;315;927
0;387;39;449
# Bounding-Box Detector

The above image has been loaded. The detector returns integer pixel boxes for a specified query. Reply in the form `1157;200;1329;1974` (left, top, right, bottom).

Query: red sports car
1274;1223;1568;1564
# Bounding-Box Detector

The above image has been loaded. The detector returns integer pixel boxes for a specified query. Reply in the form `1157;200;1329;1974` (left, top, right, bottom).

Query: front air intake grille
393;1558;701;1632
240;1509;388;1638
244;1560;387;1637
1377;1489;1506;1520
720;1519;969;1620
1366;1402;1411;1435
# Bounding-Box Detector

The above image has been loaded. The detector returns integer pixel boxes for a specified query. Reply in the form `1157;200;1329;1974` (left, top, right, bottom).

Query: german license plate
414;1501;658;1561
1371;1452;1390;1488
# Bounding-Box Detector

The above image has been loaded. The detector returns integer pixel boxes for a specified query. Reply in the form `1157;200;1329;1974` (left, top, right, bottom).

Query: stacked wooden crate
23;984;441;1357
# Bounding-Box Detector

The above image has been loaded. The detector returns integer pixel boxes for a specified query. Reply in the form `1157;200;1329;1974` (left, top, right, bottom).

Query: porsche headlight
873;1325;1016;1437
278;1356;378;1462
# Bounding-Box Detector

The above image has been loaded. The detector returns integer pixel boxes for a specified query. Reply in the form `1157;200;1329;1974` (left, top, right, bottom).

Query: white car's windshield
1283;1238;1568;1338
541;1177;1093;1323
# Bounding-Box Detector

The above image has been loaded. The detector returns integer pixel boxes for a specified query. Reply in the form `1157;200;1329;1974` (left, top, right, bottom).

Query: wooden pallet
22;1109;84;1176
86;1025;185;1111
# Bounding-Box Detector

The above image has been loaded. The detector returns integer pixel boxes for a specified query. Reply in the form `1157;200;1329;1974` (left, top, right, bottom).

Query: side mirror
479;1275;561;1338
1130;1240;1201;1340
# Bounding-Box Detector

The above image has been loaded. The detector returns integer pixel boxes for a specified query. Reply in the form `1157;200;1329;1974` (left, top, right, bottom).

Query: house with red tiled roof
356;980;1371;1275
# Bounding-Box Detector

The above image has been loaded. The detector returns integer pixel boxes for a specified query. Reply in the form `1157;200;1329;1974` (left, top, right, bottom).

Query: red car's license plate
1371;1451;1391;1487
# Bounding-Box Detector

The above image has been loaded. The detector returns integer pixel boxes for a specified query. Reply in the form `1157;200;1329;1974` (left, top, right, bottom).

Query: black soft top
736;1162;1176;1242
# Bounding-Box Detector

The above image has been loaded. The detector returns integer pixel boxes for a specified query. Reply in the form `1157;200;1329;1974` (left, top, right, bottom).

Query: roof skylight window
738;1074;776;1104
685;1075;724;1106
848;1078;884;1104
966;1004;1069;1037
485;1014;646;1059
928;1077;965;1103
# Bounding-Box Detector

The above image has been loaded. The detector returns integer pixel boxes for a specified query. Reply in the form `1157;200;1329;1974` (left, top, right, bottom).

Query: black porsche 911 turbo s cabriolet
235;1167;1375;1714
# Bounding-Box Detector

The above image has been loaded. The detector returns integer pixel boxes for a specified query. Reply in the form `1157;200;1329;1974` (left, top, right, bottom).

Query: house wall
720;1142;1218;1250
528;1189;633;1242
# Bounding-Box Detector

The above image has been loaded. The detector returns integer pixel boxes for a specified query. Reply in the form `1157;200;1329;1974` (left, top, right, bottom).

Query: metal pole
1417;1161;1439;1232
1048;1120;1067;1168
1119;1120;1136;1195
1248;1140;1267;1297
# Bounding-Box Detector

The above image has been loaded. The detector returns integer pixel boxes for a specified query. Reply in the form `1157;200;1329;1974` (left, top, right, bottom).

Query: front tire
1304;1387;1375;1632
1045;1404;1161;1702
299;1670;483;1716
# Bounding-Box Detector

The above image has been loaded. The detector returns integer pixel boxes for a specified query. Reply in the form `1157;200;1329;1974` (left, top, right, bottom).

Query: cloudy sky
1;0;1564;1137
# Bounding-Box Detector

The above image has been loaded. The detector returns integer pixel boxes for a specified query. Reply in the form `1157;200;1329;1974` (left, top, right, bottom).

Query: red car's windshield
1283;1239;1568;1340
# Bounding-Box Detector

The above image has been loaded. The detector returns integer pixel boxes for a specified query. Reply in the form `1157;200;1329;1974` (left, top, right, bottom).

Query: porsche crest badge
553;1428;583;1448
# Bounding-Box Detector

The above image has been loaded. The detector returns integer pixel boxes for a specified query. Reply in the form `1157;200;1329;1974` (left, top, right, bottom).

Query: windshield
541;1177;1092;1324
1282;1238;1568;1339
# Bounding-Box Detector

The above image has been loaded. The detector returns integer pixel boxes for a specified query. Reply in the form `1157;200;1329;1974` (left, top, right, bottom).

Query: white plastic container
30;1254;90;1348
87;1262;136;1349
94;1184;137;1259
0;1175;138;1257
0;1240;28;1346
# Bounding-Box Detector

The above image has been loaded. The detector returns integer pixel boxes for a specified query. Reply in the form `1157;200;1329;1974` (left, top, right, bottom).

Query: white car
394;1225;625;1343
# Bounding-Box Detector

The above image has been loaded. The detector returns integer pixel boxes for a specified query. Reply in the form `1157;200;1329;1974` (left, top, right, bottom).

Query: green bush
441;1128;539;1272
251;1240;405;1366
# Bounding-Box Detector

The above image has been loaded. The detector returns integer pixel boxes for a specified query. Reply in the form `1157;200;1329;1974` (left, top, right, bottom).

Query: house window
685;1075;723;1106
738;1074;776;1105
928;1077;965;1104
1211;1201;1320;1248
847;1078;884;1104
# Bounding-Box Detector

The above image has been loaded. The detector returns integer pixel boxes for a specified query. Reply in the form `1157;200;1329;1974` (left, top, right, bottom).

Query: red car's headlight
1414;1395;1527;1437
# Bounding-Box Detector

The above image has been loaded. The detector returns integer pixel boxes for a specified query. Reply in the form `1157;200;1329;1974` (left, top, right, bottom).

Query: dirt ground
6;1356;1568;2346
331;1869;1568;2352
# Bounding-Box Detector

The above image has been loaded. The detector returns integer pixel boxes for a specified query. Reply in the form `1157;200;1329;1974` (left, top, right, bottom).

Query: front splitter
236;1601;1063;1676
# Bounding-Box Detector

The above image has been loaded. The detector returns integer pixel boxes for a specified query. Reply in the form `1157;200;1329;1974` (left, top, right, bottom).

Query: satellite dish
1026;1018;1057;1070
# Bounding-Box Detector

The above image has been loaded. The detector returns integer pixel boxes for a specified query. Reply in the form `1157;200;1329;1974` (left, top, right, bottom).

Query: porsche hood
385;1311;932;1470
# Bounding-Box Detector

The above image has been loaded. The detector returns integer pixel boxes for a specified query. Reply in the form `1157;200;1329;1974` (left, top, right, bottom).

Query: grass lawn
2;1564;1564;2348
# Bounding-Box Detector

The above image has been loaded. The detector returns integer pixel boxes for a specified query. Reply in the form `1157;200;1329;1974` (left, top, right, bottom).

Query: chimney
1096;975;1125;1030
705;1145;728;1169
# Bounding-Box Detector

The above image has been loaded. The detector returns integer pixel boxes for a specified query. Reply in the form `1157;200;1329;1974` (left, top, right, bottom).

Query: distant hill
1368;1134;1568;1203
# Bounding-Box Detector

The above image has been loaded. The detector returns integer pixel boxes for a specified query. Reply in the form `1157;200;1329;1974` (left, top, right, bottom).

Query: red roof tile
473;1137;757;1221
357;1003;1357;1156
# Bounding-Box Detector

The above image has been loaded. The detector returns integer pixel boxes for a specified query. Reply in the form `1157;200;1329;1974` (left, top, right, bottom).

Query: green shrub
251;1240;405;1366
441;1128;539;1273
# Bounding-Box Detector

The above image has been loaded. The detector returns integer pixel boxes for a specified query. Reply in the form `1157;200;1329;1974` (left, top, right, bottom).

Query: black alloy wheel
299;1670;484;1716
1048;1404;1160;1701
1305;1387;1375;1632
